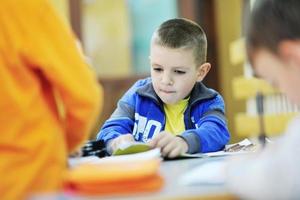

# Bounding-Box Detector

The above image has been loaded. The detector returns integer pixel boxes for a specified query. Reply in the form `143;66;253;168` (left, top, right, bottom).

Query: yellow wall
82;1;131;77
215;0;245;142
48;0;131;77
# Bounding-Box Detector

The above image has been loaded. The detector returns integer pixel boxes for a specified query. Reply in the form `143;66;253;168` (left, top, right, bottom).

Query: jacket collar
136;79;217;107
189;82;217;106
136;81;162;106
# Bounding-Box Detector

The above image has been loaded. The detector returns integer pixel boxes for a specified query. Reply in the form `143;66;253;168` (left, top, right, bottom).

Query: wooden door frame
177;0;220;91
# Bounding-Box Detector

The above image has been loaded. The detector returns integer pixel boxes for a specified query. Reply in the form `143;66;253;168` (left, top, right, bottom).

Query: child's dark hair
152;18;207;66
246;0;300;62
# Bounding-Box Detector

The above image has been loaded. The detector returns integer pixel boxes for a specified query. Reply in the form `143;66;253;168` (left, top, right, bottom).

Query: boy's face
252;47;300;105
149;43;209;104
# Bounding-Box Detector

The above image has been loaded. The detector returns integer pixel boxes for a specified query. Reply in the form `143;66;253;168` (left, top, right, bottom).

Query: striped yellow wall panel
230;37;246;65
232;77;277;100
235;113;297;137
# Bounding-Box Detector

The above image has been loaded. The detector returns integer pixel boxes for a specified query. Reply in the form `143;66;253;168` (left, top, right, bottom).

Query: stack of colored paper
64;158;163;196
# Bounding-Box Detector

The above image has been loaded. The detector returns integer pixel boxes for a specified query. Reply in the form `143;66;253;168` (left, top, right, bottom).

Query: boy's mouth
160;89;175;94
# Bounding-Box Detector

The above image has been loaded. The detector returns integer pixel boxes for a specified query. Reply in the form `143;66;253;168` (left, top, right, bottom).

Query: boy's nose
161;73;173;85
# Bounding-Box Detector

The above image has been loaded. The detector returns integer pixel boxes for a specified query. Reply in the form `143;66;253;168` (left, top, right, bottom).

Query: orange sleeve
22;1;103;152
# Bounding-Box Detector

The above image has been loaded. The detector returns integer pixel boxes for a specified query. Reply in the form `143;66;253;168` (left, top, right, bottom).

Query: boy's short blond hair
151;18;207;66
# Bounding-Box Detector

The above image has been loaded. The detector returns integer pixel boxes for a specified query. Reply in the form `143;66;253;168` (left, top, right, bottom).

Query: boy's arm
97;100;136;145
22;1;102;152
181;95;230;153
96;80;144;146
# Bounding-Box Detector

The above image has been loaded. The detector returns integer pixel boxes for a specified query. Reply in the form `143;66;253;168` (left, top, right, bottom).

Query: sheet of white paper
69;148;161;167
68;156;99;168
203;150;252;157
179;161;226;185
226;138;252;148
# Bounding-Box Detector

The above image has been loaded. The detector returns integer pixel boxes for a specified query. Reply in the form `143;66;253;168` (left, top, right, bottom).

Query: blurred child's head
247;0;300;104
149;18;211;104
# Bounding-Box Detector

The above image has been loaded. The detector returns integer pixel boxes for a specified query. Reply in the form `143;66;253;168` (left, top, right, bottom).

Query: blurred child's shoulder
132;77;152;89
126;77;152;95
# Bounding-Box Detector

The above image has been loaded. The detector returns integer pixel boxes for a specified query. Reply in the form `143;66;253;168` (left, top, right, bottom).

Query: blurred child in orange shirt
0;0;102;199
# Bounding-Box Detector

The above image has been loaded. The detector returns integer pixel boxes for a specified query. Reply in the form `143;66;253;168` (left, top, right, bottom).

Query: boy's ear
197;62;211;81
278;40;300;67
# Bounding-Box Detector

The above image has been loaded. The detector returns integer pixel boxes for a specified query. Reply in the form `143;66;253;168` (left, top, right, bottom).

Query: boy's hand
147;131;188;158
108;134;135;153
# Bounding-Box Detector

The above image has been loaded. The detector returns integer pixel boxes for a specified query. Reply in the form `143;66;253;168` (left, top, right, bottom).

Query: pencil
256;91;266;146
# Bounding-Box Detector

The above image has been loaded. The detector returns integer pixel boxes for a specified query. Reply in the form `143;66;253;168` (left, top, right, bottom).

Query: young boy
97;18;230;158
226;0;300;199
0;0;102;199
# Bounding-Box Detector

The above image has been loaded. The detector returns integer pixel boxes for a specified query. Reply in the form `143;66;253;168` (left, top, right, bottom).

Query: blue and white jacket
97;78;230;153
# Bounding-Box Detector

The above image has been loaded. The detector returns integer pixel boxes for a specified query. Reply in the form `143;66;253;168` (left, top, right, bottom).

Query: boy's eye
153;67;163;72
174;70;186;74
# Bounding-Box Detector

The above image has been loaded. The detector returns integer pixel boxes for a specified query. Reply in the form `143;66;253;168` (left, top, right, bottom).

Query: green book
113;142;152;156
